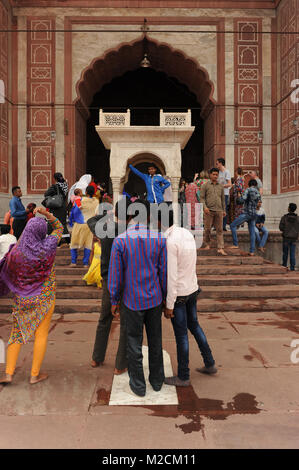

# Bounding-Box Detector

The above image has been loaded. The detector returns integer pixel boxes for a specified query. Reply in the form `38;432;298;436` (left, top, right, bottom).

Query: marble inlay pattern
109;346;178;406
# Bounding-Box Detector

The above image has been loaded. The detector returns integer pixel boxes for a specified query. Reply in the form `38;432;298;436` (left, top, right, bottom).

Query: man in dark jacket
88;198;130;374
229;179;261;255
279;203;299;271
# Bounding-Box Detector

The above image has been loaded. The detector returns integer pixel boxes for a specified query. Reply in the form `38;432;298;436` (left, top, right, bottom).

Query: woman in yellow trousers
0;207;63;385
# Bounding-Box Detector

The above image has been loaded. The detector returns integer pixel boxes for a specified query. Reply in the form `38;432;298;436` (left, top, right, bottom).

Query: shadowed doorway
86;67;204;188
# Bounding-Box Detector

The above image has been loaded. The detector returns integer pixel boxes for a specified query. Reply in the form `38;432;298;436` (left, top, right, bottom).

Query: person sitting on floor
83;235;102;288
0;224;17;260
70;188;83;208
279;203;299;271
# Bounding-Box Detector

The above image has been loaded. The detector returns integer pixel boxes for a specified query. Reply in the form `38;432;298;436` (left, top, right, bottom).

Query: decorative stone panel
279;0;299;192
27;17;56;193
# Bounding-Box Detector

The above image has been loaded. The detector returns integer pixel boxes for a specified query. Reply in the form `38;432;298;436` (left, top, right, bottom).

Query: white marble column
262;19;272;195
17;16;27;194
225;19;235;176
170;176;180;205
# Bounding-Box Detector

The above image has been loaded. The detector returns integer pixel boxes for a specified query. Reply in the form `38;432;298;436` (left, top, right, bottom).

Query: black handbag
44;185;64;210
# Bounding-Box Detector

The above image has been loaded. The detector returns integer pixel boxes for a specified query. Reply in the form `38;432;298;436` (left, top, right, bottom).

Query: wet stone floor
0;311;299;449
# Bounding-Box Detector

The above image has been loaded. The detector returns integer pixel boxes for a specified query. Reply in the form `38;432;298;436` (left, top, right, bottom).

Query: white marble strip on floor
109;346;178;406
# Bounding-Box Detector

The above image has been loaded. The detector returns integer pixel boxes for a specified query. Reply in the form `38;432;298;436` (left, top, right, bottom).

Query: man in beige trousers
200;168;227;256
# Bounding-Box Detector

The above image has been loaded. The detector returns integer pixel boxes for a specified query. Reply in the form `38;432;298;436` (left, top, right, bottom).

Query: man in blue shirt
9;186;29;239
108;200;167;397
129;164;171;204
229;179;261;255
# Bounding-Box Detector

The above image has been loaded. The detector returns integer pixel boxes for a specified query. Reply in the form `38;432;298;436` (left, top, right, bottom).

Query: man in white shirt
216;158;231;231
163;176;173;204
161;210;217;387
0;225;17;260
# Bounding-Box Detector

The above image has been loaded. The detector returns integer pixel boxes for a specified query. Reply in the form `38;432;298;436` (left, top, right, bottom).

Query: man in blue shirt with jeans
129;164;171;204
229;179;261;255
9;186;29;239
108;200;167;397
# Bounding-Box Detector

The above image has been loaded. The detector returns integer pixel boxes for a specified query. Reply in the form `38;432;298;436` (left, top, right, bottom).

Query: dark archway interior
86;67;204;192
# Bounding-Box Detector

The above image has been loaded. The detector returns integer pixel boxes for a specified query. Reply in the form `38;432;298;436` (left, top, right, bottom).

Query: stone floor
0;310;299;449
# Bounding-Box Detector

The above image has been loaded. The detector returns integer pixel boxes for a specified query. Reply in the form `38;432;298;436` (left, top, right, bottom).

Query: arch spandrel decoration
74;37;216;119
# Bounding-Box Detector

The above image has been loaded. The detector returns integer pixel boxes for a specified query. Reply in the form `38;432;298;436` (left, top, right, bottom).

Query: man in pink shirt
162;209;217;386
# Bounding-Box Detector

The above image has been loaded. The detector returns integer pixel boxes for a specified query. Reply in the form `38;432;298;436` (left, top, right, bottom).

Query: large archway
122;152;166;197
86;67;203;185
67;37;220;185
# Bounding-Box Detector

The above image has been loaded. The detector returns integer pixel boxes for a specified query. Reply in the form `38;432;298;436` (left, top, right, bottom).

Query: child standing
279;203;299;271
255;201;268;253
70;188;82;208
26;203;36;221
83;236;102;287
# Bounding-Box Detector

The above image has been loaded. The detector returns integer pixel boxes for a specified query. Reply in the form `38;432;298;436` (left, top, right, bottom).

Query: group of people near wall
0;197;218;394
0;164;298;393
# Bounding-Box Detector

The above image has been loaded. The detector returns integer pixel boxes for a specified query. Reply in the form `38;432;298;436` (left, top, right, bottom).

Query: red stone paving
0;247;299;448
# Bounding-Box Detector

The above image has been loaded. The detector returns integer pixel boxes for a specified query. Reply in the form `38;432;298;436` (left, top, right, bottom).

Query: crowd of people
0;163;298;394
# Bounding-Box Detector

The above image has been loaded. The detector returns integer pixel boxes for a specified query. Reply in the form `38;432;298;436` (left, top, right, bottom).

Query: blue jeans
230;212;257;253
70;248;91;265
223;195;229;229
255;226;269;248
171;291;215;381
282;240;296;270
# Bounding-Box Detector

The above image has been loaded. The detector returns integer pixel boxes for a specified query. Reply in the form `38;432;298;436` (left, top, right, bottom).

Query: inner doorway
86;67;204;186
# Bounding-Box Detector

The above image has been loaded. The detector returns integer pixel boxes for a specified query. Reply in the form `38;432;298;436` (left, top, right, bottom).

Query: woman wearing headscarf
44;172;70;245
184;176;199;229
0;207;63;385
68;174;92;204
228;167;245;224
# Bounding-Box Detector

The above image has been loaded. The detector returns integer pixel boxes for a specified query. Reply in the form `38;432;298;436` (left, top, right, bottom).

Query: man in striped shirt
108;200;167;397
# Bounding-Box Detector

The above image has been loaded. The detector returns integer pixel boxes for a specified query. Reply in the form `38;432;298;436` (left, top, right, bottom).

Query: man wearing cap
129;163;171;204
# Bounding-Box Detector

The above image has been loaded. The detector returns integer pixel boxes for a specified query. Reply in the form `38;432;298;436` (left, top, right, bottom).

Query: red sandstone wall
234;18;263;182
26;17;56;194
279;0;299;192
0;0;9;193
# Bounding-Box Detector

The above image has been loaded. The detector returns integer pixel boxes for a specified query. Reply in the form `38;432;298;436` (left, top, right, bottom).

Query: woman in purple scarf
0;207;63;385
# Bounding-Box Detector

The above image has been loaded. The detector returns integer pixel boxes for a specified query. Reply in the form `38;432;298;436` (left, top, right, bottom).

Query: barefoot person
200;168;227;256
228;179;261;256
0;207;63;385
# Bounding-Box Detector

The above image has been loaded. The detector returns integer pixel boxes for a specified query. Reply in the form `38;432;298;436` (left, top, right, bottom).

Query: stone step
57;276;86;286
197;274;299;286
56;287;102;299
55;273;299;288
1;297;299;315
55;258;90;266
200;285;299;299
197;248;249;257
0;298;101;314
56;266;89;276
196;256;264;265
54;255;265;266
196;298;299;313
196;264;287;275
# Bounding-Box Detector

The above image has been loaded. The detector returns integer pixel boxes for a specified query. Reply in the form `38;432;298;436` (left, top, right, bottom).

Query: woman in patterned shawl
0;207;63;385
228;167;245;224
184;176;199;229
